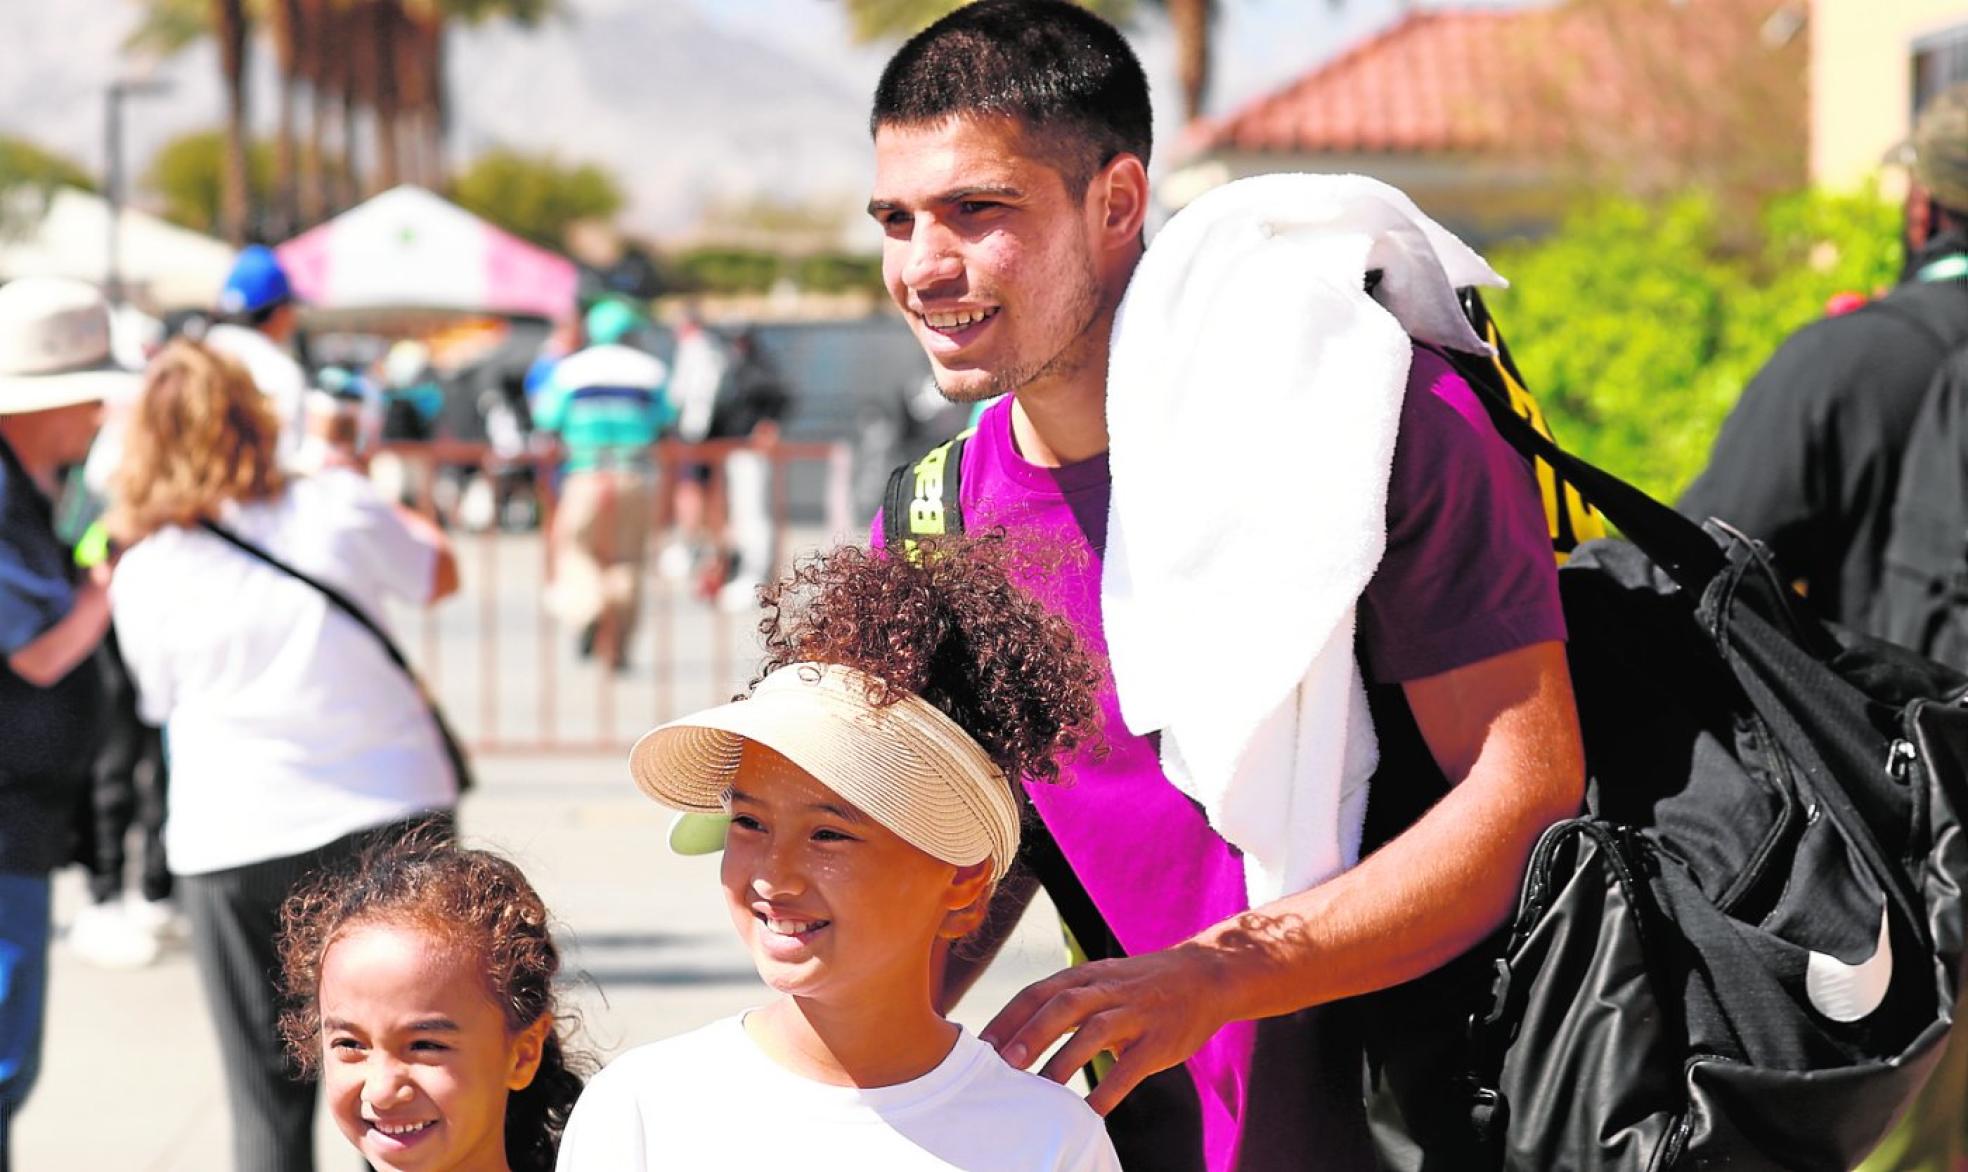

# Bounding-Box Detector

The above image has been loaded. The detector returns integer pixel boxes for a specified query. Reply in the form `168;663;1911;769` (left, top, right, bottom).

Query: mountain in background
0;0;878;243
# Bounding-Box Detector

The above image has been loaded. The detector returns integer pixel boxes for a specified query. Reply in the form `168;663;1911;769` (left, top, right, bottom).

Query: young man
0;277;125;1170
865;3;1585;1168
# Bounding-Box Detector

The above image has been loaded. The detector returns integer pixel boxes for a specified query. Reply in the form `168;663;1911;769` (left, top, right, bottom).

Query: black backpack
1411;330;1968;1170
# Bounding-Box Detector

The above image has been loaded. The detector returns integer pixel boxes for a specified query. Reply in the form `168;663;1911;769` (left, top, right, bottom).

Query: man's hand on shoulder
980;641;1584;1113
981;944;1227;1115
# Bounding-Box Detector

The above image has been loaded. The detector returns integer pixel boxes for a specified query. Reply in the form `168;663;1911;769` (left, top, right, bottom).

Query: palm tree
293;0;330;221
211;0;252;243
264;0;306;236
130;0;559;231
126;0;253;242
840;0;1219;124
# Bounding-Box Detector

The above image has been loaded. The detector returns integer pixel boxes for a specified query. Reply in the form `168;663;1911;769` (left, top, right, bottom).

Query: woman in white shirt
557;537;1120;1171
106;338;461;1172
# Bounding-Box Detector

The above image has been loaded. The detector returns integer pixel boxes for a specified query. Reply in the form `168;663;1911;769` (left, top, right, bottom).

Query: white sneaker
717;578;762;614
67;900;161;970
121;896;184;942
658;543;696;583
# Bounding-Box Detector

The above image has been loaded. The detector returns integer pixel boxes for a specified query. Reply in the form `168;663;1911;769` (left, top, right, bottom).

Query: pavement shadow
556;929;709;950
575;965;763;989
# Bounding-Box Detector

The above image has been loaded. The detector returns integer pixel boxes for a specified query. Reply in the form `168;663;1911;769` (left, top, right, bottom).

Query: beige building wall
1812;0;1968;188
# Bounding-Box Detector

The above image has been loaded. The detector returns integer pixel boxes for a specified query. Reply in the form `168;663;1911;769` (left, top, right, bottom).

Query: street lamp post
103;77;173;306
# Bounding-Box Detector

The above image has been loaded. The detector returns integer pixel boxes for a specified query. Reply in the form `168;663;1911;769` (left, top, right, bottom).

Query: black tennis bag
1413;330;1968;1170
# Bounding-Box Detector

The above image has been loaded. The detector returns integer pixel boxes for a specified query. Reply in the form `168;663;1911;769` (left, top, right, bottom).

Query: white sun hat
629;662;1022;883
0;278;140;415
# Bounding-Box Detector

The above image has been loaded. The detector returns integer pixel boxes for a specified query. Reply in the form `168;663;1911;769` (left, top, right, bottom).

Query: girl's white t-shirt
556;1016;1121;1171
109;470;453;875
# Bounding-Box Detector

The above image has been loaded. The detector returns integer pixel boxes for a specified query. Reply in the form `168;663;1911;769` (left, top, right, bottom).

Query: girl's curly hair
276;822;591;1172
755;532;1103;784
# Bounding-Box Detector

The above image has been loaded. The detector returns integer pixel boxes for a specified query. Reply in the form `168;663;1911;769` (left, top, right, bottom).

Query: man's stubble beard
931;250;1105;405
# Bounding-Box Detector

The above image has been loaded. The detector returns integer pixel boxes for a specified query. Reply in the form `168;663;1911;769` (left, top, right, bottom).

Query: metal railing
373;437;855;756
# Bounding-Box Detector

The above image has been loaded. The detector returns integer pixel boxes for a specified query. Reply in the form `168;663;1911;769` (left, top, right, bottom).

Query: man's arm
8;572;111;687
389;503;460;604
982;639;1584;1114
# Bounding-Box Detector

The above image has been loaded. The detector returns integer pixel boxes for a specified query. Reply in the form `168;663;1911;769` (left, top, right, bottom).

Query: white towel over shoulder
1102;174;1505;903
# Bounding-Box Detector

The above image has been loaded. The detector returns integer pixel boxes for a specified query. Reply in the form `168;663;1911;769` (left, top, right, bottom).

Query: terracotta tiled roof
1181;6;1678;159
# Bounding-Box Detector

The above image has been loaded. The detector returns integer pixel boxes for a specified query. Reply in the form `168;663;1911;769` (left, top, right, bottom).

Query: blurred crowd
0;238;814;1168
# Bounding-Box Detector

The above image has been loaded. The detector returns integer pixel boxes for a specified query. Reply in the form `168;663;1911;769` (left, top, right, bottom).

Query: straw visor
629;663;1021;883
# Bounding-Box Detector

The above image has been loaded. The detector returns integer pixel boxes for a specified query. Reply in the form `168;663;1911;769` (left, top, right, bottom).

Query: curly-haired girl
277;824;588;1172
558;534;1116;1170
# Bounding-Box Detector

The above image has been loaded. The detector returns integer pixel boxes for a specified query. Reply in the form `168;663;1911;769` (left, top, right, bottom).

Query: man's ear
1908;181;1937;252
940;862;996;940
1090;153;1150;249
507;1013;553;1091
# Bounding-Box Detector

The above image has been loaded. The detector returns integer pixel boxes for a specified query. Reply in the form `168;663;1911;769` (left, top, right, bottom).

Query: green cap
584;297;642;347
1909;84;1968;213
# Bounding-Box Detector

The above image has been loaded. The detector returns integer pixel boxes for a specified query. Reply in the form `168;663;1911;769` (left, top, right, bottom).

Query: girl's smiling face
720;741;992;1009
318;924;550;1172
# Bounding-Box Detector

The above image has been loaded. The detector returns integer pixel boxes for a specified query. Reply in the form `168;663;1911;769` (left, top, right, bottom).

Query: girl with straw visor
557;537;1120;1170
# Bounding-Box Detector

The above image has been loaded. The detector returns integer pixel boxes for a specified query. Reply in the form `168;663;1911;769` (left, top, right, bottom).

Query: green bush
141;130;276;237
791;252;884;294
670;247;782;294
0;135;95;239
1487;186;1903;503
452;148;624;249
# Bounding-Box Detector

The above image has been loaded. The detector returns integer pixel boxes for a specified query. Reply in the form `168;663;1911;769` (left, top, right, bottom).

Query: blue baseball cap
218;244;294;315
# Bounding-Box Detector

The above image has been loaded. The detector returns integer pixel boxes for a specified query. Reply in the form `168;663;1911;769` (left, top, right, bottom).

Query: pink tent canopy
277;186;578;320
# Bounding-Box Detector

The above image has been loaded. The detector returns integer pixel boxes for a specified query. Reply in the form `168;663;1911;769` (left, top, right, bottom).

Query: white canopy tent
0;185;234;310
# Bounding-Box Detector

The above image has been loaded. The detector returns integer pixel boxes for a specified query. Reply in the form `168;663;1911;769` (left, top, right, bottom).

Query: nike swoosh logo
1806;907;1893;1023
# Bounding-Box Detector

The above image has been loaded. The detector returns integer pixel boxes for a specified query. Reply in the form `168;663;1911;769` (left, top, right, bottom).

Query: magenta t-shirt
875;346;1565;1170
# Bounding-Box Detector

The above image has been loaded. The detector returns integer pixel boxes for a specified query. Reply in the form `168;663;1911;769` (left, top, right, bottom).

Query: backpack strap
881;430;972;555
197;518;475;793
1436;293;1728;592
1451;290;1608;562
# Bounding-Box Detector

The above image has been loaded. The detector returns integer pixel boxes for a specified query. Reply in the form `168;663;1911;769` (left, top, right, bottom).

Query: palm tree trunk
296;0;327;223
299;77;326;223
370;0;402;192
212;0;252;244
340;9;364;213
1167;0;1210;123
426;14;448;192
267;0;310;237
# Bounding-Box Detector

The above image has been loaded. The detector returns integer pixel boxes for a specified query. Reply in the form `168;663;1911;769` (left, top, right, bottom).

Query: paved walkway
14;530;1071;1169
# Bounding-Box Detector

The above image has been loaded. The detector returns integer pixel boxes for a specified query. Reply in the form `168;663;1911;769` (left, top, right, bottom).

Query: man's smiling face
870;116;1105;405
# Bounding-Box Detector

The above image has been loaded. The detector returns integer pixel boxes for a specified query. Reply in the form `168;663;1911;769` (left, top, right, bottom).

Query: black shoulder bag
1364;295;1968;1171
198;519;475;795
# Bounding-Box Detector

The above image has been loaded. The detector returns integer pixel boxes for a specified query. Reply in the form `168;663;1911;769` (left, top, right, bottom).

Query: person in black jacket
703;329;791;610
1679;84;1968;629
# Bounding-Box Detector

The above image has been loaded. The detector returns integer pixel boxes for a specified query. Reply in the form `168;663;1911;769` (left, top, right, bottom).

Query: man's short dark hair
870;0;1152;194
